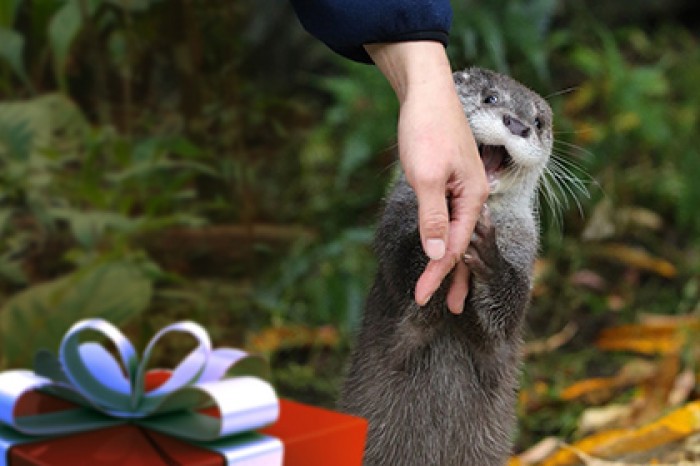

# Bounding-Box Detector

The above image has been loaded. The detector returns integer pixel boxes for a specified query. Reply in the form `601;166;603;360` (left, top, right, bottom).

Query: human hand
365;41;488;314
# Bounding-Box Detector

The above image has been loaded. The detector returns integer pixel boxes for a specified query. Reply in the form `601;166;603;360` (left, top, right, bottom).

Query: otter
337;68;553;466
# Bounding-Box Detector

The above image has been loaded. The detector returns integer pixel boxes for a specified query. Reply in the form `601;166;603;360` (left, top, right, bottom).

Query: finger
414;180;487;306
446;261;469;314
414;253;458;305
413;178;450;261
444;182;486;261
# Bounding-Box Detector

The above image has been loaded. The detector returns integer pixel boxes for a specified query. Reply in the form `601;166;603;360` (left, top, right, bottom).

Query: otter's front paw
462;207;501;279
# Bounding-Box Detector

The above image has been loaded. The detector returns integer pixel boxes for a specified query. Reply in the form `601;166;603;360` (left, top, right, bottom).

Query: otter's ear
453;71;471;85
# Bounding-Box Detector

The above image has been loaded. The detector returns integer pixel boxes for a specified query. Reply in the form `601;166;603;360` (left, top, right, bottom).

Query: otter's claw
462;208;499;278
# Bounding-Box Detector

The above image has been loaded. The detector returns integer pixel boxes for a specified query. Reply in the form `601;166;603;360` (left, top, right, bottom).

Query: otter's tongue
480;145;505;177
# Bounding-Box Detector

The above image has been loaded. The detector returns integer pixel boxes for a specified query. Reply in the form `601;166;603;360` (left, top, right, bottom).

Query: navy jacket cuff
290;0;453;64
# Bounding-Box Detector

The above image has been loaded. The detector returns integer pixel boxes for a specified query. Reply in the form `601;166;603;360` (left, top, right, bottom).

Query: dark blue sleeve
290;0;452;64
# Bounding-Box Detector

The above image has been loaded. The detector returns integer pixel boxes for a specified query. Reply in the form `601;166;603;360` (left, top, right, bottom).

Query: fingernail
417;294;431;307
425;239;446;260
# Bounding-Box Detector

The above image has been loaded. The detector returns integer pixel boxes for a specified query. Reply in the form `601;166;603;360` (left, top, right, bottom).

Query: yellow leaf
603;401;700;457
560;377;620;402
588;244;676;278
596;336;680;355
596;320;699;355
540;430;628;466
540;402;700;466
559;359;657;403
246;324;339;354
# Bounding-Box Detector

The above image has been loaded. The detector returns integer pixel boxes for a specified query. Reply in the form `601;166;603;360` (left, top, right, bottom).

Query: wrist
364;41;456;105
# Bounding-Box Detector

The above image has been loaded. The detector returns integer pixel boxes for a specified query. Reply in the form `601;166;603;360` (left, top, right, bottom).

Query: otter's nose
503;115;531;138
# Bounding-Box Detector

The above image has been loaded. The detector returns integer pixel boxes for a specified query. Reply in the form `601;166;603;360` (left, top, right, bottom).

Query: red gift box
5;372;367;465
261;399;367;466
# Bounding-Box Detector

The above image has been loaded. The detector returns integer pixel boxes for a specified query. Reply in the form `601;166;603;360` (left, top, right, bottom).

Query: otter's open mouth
478;144;512;184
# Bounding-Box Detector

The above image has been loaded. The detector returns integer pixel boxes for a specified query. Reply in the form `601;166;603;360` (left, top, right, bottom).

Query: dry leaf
514;437;562;465
606;295;627;312
570;270;607;291
595;319;700;355
525;323;579;357
559;359;657;404
532;258;553;297
616;359;658;382
246;324;339;354
540;430;629;466
577;405;635;436
668;370;696;407
582;200;616;241
540;402;700;466
616;206;663;232
581;199;662;242
640;314;700;326
588;243;676;278
633;354;682;425
561;377;621;404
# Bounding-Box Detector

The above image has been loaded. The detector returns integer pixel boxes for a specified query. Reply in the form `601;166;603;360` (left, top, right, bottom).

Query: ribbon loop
136;321;212;414
59;319;139;415
0;370;120;437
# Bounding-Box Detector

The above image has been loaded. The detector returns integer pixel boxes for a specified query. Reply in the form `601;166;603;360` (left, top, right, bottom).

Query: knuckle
417;169;446;186
421;211;450;236
413;175;447;197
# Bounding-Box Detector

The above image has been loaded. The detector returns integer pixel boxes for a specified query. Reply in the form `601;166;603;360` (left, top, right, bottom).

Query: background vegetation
2;0;700;463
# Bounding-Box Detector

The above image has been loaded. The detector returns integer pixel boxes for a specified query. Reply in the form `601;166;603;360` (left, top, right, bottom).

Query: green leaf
0;116;33;162
0;0;22;27
0;258;153;368
0;255;26;286
0;207;12;236
474;11;508;74
0;93;87;158
0;27;29;85
48;0;99;89
49;208;138;248
104;0;158;12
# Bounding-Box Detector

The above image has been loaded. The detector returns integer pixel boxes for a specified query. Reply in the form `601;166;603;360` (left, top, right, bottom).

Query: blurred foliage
450;0;558;83
0;0;700;458
0;256;153;368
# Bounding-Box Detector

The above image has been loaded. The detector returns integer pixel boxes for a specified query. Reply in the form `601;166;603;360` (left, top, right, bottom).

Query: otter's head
453;68;552;200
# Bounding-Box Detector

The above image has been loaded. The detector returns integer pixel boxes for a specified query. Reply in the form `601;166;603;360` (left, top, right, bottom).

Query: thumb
415;183;450;260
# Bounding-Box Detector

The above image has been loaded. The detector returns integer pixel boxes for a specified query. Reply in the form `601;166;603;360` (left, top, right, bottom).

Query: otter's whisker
544;86;579;100
553;140;595;159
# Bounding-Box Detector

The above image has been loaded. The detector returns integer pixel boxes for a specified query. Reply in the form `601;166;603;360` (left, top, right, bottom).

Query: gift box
5;383;281;466
261;399;367;466
0;319;367;466
4;390;367;466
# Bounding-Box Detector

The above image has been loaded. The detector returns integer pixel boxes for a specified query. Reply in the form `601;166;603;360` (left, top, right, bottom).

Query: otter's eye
483;94;498;105
534;117;544;130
